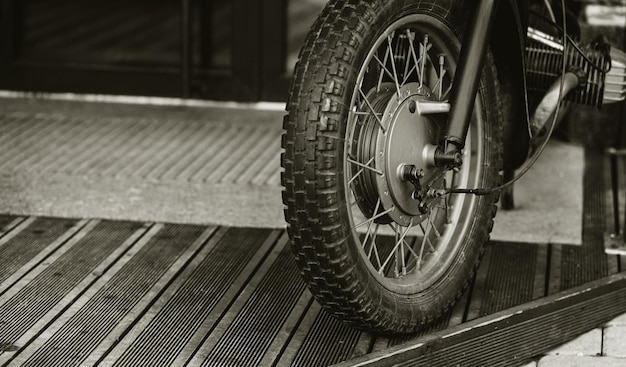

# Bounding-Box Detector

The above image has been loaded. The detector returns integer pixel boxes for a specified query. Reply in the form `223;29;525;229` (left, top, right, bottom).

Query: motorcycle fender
490;0;530;172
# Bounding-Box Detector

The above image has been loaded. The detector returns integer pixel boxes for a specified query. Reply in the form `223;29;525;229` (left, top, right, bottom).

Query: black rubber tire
281;0;503;334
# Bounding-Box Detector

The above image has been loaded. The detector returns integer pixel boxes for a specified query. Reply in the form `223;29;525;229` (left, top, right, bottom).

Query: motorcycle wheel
282;0;503;334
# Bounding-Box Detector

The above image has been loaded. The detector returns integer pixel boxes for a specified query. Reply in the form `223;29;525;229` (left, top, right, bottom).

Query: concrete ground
0;96;583;245
0;96;623;366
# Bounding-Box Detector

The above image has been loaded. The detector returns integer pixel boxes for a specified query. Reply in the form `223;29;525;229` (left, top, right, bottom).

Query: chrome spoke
397;239;405;277
402;33;412;85
367;223;380;257
358;88;387;132
390;223;421;276
417;221;436;270
348;156;376;185
407;30;422;86
441;83;453;100
419;35;431;88
373;54;396;86
394;223;401;277
355;206;393;228
386;33;402;98
428;213;442;239
401;31;418;86
362;198;382;247
401;65;418;86
403;237;420;264
377;48;391;92
444;177;451;223
371;229;383;269
364;222;382;269
432;70;447;100
437;55;446;100
417;224;427;269
380;218;413;274
421;222;436;252
352;110;383;117
347;156;383;176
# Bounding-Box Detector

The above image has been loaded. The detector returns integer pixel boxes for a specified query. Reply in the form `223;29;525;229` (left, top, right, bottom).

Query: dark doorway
0;0;324;102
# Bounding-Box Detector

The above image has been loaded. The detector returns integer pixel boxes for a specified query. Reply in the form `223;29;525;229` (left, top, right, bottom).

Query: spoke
348;167;365;185
358;88;387;133
444;176;451;223
386;33;402;98
441;83;453;100
347;157;383;176
367;223;380;257
399;229;408;276
432;68;447;99
419;222;436;252
401;65;418;86
366;223;382;269
397;242;405;276
362;198;381;247
379;218;413;274
407;31;422;85
389;223;421;274
402;35;412;85
417;221;436;270
437;55;446;100
419;35;431;88
373;54;396;85
417;226;427;270
435;198;452;224
377;48;390;92
348;156;376;185
403;237;420;262
394;223;402;277
425;52;436;86
371;230;383;269
393;223;406;278
428;213;442;239
352;111;383;117
355;206;393;228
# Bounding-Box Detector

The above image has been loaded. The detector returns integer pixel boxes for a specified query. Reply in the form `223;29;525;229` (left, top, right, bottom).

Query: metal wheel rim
343;14;485;294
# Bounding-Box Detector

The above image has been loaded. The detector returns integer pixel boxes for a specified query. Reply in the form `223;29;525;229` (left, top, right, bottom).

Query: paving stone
547;329;602;356
492;140;582;245
603;326;626;358
538;355;626;367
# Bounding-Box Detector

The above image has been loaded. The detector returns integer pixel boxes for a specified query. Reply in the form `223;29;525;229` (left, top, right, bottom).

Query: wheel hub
351;82;443;227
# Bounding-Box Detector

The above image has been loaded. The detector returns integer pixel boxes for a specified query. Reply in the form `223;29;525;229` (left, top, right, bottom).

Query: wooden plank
333;272;626;367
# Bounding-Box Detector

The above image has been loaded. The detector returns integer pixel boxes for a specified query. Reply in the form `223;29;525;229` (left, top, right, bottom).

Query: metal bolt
418;202;429;214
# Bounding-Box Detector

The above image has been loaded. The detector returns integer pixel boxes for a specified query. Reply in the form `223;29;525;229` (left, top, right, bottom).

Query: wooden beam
334;272;626;367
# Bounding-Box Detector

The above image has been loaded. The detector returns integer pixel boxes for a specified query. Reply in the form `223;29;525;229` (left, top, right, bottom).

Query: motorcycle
281;0;626;334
